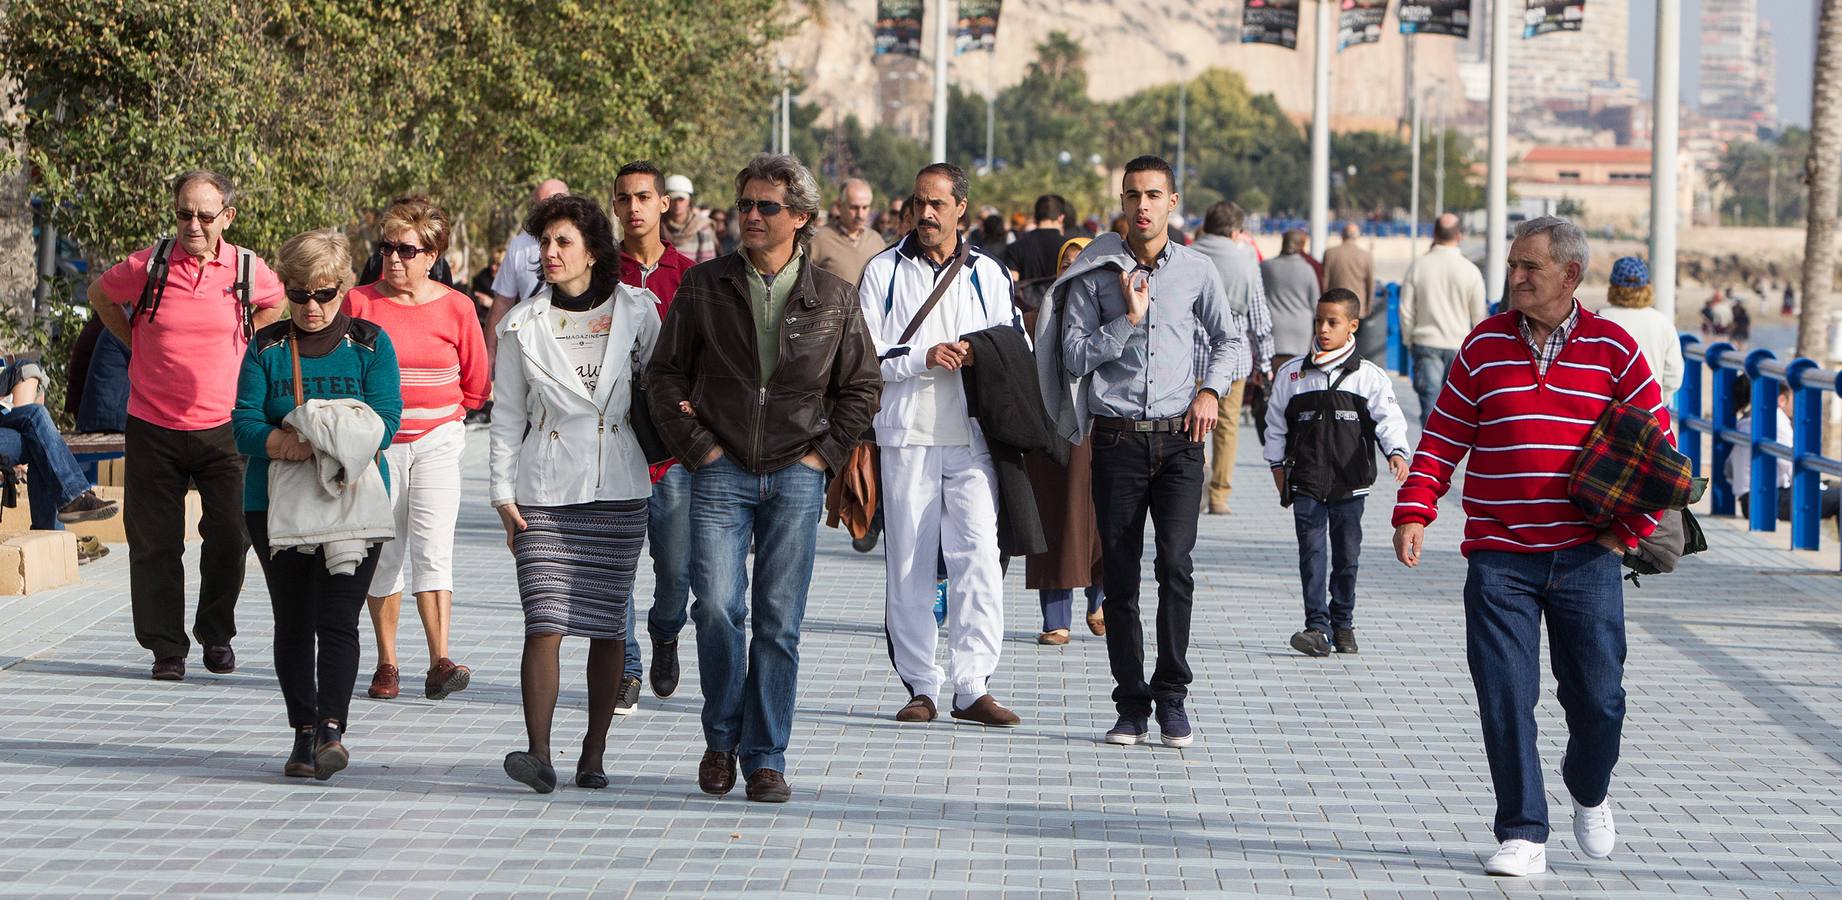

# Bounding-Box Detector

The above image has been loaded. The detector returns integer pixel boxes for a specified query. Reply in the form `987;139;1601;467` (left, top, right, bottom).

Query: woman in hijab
1023;236;1106;644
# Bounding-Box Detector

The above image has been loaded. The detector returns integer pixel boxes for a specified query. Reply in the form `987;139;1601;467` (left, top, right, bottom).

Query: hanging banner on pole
874;0;925;57
956;0;1002;54
1338;0;1388;50
1523;1;1585;38
1242;0;1301;49
1398;0;1472;38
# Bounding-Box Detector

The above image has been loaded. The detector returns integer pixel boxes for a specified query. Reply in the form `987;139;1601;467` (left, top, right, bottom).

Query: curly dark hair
523;194;621;299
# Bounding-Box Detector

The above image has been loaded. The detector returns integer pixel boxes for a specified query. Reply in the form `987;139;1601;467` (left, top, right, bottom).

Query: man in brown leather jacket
647;152;880;804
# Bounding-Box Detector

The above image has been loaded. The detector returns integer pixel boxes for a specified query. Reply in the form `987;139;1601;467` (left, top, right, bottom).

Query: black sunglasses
735;198;786;217
175;208;227;224
286;287;341;305
377;240;431;260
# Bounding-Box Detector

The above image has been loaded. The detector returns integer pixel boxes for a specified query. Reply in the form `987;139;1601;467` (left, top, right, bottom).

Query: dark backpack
132;237;258;342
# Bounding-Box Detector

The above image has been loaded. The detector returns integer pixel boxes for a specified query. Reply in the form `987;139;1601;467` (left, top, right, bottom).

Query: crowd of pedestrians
68;154;1690;878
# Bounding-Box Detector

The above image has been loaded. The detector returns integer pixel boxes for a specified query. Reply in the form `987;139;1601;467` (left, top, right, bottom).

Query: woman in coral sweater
344;196;489;703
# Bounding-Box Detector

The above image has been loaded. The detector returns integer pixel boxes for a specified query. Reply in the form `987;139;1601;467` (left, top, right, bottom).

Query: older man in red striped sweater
1391;217;1669;878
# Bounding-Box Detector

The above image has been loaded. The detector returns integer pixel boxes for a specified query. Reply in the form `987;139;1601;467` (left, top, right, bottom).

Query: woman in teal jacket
233;228;401;782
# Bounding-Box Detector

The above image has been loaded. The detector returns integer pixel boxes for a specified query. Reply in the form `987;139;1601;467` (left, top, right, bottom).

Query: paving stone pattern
3;406;1841;898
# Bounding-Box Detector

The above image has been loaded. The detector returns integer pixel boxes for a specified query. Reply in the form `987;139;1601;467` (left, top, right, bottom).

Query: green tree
3;0;787;267
1714;128;1813;226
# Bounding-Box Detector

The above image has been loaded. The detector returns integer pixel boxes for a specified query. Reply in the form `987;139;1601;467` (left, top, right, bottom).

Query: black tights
520;634;626;776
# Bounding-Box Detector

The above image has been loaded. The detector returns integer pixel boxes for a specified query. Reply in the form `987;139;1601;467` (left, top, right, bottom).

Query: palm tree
1796;0;1842;362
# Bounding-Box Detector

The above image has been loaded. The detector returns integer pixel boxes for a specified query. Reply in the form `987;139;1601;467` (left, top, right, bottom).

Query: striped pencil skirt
512;499;649;640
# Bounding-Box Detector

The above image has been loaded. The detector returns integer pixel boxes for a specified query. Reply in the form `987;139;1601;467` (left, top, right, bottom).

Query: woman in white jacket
490;195;660;793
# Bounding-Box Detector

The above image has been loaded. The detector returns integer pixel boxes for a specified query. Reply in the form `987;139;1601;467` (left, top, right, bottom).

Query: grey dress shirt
1060;239;1246;421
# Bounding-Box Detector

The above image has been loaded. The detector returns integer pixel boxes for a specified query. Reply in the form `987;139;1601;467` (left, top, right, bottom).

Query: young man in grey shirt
1058;155;1245;749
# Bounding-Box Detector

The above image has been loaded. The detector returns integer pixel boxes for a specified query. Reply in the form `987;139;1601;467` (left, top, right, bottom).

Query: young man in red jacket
1392;217;1668;878
611;160;697;714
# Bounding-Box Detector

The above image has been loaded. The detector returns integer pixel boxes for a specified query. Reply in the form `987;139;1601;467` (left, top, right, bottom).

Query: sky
1628;0;1818;128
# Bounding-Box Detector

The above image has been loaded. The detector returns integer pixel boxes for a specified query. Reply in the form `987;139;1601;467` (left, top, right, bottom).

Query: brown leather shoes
425;658;471;700
367;664;400;700
698;750;738;796
1086;610;1106;637
950;694;1021;727
745;768;791;803
894;695;937;723
151;656;185;681
1037;629;1071;645
203;644;236;674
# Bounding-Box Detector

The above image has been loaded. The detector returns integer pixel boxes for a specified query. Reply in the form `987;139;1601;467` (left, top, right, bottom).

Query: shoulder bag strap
288;330;305;408
897;242;970;346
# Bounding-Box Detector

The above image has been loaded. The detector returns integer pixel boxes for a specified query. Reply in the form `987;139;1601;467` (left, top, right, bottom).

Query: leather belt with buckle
1094;416;1183;433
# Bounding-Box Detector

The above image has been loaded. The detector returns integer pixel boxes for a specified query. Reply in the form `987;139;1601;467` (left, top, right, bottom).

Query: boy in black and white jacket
1263;289;1411;657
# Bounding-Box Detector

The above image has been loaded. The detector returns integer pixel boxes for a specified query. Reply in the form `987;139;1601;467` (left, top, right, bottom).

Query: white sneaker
1483;839;1548;876
1572;796;1616;858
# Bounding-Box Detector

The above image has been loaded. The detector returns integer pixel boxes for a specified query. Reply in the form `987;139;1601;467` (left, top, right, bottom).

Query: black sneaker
613;674;641;715
1155;698;1194;748
1104;714;1149;745
56;490;119;524
1333;627;1359;654
649;638;680;698
1290;629;1333;658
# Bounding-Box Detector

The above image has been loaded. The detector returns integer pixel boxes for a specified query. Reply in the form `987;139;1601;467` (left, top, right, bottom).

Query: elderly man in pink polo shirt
88;170;286;682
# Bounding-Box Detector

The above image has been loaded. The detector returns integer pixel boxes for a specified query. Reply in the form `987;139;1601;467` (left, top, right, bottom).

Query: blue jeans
1410;346;1458;428
1465;545;1627;843
625;464;694;679
0;404;90;530
1039;585;1104;632
689;455;826;775
1292;494;1364;637
77;330;130;433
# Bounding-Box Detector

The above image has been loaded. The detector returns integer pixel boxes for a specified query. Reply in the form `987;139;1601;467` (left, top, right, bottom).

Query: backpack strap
234;248;255;341
133;237;176;323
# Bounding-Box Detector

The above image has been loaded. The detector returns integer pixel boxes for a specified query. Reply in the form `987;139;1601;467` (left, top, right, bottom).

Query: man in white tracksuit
857;163;1022;728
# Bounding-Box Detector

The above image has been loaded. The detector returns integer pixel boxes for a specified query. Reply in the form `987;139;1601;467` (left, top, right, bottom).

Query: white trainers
1572;796;1616;858
1483;839;1548;876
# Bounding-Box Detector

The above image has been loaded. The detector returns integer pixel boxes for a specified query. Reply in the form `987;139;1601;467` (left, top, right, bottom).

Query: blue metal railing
1676;334;1842;563
1382;282;1407;375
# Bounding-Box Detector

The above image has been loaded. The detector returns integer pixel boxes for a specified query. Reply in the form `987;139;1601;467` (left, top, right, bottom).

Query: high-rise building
1754;17;1779;131
1700;0;1776;133
1496;0;1637;118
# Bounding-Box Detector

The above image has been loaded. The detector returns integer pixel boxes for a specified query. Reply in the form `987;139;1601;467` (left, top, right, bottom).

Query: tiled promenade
2;404;1840;898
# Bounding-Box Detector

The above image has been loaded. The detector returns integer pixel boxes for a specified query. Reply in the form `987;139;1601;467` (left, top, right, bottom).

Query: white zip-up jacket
266;398;395;574
490;283;661;507
856;235;1019;448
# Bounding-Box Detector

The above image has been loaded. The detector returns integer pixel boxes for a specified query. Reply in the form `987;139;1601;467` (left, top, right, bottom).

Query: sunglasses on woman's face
286;287;341;305
735;198;786;217
377;241;431;260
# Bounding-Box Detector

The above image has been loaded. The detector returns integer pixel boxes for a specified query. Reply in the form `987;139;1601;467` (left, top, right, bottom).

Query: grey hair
1513;215;1590;273
734;153;821;247
172;169;236;207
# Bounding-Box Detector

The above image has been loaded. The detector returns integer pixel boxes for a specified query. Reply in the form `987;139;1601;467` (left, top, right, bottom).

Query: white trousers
881;443;1004;703
369;420;465;597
